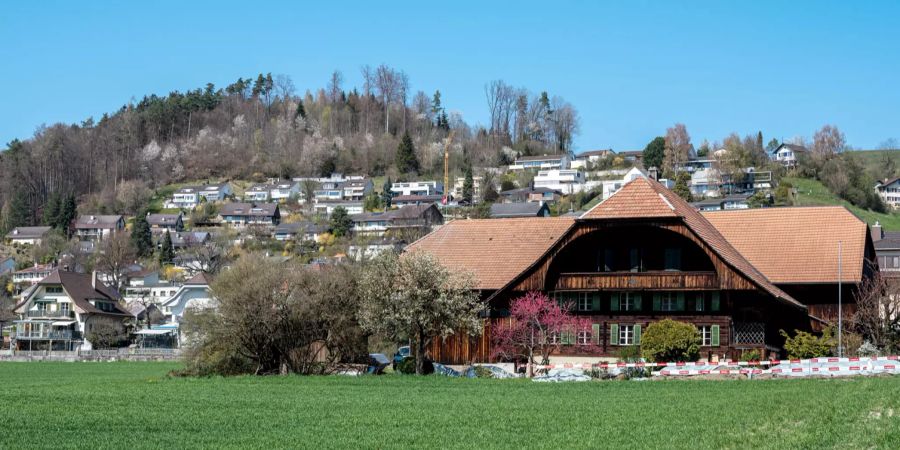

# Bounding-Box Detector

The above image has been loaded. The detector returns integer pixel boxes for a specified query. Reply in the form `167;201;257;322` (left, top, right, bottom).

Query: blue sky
2;1;898;151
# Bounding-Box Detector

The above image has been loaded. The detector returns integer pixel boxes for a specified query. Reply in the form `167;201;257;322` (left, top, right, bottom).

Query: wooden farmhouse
408;176;876;363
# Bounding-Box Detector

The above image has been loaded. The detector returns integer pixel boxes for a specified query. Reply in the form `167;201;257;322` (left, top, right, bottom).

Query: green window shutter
610;293;620;311
676;293;685;311
562;326;574;345
634;324;642;345
591;323;600;345
634;293;643;311
610;324;619;345
711;325;720;346
592;293;601;311
652;293;661;311
711;292;720;311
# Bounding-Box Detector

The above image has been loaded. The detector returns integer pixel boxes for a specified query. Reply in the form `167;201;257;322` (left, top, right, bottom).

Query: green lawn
2;363;900;448
784;176;900;230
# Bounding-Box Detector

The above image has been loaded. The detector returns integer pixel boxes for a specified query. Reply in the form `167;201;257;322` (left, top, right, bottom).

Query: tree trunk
415;329;426;375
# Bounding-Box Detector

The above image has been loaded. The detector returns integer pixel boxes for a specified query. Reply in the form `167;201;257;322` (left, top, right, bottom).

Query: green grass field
784;176;900;230
1;363;900;448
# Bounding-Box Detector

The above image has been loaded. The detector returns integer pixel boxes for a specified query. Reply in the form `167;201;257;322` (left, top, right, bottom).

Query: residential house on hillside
601;167;664;201
73;215;124;241
490;202;551;218
13;264;55;287
351;204;443;237
875;177;900;209
169;231;210;249
167;182;232;209
273;222;328;242
5;226;53;246
409;177;875;363
534;169;587;195
509;154;570;171
161;272;215;330
244;184;271;202
871;222;900;273
146;213;184;234
452;176;483;203
391;181;443;197
691;194;752;211
313;179;346;202
348;238;405;261
499;187;563;204
122;271;181;305
270;180;300;202
771;143;808;167
219;202;280;227
570;149;615;169
313;200;364;216
342;179;374;201
618;150;644;165
393;194;444;207
13;270;129;351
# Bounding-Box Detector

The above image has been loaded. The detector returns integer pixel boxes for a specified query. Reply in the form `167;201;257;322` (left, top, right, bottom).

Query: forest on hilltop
0;66;580;231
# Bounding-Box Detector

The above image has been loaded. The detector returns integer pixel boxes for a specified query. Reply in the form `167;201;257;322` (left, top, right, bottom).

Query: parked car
392;345;410;370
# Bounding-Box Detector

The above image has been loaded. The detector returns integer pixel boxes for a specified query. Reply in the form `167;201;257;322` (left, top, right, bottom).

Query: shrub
397;357;433;375
640;319;701;363
857;341;880;357
85;322;130;349
472;365;494;378
780;329;834;359
739;349;762;362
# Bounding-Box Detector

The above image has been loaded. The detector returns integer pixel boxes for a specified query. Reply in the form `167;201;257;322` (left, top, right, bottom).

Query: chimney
871;221;883;242
648;167;660;181
92;270;97;290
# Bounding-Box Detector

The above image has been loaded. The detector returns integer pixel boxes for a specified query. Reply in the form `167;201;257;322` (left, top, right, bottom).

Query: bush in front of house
780;328;833;359
396;357;433;375
739;349;761;362
85;322;130;349
640;319;701;363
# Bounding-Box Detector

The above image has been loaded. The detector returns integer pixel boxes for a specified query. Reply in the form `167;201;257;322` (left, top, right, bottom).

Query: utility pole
838;240;843;357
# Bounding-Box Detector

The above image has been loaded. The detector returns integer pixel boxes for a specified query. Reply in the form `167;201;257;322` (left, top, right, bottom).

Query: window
577;327;591;346
620;292;641;311
699;325;720;346
700;326;712;346
576;292;592;312
694;293;705;312
45;286;63;294
619;325;634;345
548;332;560;345
60;303;69;313
660;293;677;311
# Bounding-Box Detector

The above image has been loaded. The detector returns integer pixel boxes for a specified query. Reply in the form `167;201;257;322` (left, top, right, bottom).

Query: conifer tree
131;213;154;258
396;132;419;174
43;194;60;228
382;177;393;209
159;230;175;266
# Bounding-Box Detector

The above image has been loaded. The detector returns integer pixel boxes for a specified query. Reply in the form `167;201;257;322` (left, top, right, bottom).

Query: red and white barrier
533;355;900;371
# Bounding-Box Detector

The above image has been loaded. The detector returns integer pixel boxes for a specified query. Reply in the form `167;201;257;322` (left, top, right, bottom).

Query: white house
5;226;52;246
121;271;181;304
167;182;232;209
12;264;55;286
342;179;373;201
161;272;216;328
570;149;614;169
74;215;125;241
876;177;900;209
391;181;443;197
534;169;586;195
244;184;271;202
270;180;300;202
313;200;364;216
13;270;129;351
601;167;675;201
771;143;807;167
509;154;570;171
690;168;722;198
273;222;328;242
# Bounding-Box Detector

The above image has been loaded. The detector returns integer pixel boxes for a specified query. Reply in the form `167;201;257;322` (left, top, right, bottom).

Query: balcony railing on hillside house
26;310;75;318
13;330;80;340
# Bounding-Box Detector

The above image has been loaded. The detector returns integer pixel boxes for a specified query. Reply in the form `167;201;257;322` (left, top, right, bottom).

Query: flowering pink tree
491;291;599;377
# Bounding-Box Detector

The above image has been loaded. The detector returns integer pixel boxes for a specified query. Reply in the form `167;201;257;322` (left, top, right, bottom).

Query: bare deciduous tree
852;272;900;353
664;123;693;175
93;231;136;293
812;124;846;158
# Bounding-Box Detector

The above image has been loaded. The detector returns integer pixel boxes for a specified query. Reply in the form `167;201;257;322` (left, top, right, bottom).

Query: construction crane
442;130;455;205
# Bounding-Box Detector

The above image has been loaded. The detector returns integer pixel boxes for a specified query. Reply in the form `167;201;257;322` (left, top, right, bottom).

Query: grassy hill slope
784;176;900;230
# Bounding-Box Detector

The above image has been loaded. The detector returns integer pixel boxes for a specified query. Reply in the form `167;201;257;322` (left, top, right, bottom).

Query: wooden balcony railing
554;271;719;291
26;310;75;318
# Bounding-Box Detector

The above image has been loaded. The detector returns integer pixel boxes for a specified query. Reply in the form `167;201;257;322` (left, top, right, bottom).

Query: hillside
784;176;900;230
851;149;900;180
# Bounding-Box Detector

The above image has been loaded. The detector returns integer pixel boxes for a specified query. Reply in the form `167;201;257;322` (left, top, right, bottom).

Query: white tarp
134;329;173;335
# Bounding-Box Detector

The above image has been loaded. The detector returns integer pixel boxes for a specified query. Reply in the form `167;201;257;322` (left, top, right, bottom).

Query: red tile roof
405;218;575;290
703;206;869;284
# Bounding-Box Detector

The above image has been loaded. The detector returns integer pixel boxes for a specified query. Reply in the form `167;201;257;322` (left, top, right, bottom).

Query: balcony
14;330;81;340
554;271;719;291
26;310;75;319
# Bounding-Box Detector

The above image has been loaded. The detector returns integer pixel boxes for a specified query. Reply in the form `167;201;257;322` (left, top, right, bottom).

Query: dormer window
45;286;63;294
